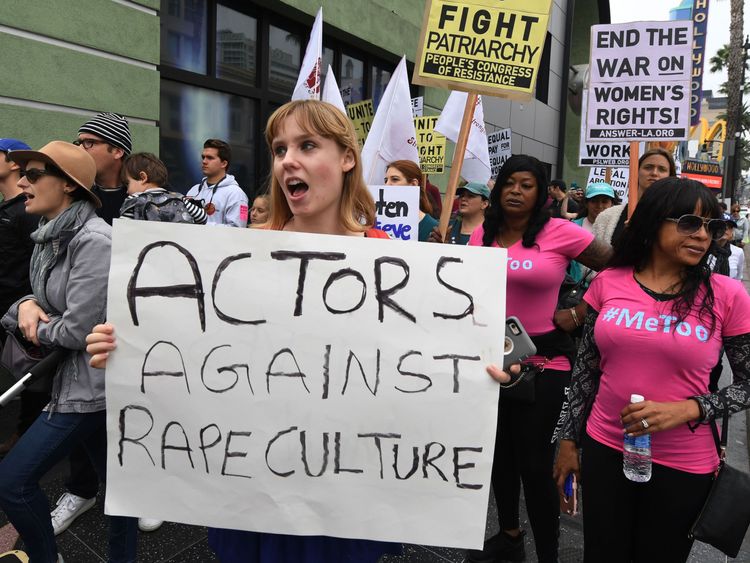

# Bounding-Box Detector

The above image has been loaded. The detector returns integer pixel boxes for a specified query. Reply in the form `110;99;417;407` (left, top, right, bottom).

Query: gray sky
610;0;746;94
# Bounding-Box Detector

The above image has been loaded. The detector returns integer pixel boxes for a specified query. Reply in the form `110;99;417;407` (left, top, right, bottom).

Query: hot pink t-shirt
469;219;594;370
585;267;750;473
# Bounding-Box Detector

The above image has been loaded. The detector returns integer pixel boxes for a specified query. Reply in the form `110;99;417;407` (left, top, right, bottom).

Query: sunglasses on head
22;166;66;184
664;214;727;240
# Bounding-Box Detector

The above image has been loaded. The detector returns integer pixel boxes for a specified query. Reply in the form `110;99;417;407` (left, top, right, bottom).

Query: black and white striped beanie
78;112;132;155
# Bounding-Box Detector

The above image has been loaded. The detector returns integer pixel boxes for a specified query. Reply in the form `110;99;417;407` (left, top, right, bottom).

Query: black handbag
557;270;593;310
0;330;54;393
689;415;750;558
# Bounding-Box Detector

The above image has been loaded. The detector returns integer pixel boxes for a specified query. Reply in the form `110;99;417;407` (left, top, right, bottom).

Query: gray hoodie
2;205;111;413
186;173;248;227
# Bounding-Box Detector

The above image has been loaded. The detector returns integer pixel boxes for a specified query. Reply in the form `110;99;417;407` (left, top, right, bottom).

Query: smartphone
560;474;579;516
503;316;537;370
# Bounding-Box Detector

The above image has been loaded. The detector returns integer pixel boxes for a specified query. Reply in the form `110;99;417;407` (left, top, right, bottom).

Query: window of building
371;63;392;110
216;6;257;85
161;0;207;73
159;0;408;198
269;25;302;96
535;33;552;105
160;80;257;193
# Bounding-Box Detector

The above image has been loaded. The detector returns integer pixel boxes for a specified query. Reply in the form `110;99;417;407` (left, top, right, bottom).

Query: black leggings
491;368;570;563
581;432;714;563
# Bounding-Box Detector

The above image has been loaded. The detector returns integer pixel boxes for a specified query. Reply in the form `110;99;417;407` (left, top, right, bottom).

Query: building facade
0;0;610;196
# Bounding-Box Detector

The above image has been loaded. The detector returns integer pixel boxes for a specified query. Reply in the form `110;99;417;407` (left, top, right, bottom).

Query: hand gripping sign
413;0;553;99
104;220;507;549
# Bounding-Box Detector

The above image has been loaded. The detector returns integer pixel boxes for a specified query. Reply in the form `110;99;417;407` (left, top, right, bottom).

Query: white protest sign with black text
104;221;506;549
487;128;512;178
368;185;420;241
578;91;630;166
411;96;424;118
586;21;692;142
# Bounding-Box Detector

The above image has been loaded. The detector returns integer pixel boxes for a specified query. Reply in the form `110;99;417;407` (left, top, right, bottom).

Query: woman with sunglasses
0;142;137;562
554;178;750;562
593;148;676;246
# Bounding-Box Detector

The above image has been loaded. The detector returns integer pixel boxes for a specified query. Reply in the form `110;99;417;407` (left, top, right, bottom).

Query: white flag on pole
322;65;347;115
360;56;419;185
292;8;323;101
435;92;492;184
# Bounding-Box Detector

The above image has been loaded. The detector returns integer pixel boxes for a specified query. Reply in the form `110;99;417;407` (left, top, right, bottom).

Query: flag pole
439;92;477;239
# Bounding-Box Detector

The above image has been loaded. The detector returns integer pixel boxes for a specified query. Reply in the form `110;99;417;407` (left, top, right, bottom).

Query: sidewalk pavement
2;248;750;561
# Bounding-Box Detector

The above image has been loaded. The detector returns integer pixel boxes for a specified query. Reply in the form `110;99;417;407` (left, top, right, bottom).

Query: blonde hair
265;100;375;232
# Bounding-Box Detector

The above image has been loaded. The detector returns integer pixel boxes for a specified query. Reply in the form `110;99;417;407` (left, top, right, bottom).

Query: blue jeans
0;410;137;562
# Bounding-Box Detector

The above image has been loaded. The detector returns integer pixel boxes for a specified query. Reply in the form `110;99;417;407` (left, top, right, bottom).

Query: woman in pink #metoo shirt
466;155;611;563
555;178;750;562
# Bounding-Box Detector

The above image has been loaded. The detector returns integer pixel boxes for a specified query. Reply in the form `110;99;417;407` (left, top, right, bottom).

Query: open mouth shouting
286;178;310;200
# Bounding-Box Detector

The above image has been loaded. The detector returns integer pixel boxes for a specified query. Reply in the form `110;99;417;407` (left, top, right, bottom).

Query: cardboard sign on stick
579;91;631;167
487;129;512;178
104;221;506;549
346;100;375;148
586;21;692;142
413;0;553;99
414;116;447;174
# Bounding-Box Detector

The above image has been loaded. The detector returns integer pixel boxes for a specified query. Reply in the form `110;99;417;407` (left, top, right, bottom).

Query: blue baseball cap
457;181;491;199
0;139;31;153
586;181;616;199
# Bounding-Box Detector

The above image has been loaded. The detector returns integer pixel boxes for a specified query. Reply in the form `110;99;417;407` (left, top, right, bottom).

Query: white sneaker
58;555;65;563
138;518;164;532
50;492;96;535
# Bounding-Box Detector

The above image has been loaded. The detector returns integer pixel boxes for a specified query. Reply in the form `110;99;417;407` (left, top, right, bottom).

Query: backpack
120;190;195;224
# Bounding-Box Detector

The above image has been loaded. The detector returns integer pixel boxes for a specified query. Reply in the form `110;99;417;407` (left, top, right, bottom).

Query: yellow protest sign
413;0;552;99
346;100;374;148
414;116;446;174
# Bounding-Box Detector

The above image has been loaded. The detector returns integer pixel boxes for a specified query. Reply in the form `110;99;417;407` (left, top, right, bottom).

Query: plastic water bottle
623;394;652;482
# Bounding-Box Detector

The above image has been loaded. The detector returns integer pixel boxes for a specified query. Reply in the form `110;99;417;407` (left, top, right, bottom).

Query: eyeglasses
22;167;65;184
73;138;109;150
664;214;727;240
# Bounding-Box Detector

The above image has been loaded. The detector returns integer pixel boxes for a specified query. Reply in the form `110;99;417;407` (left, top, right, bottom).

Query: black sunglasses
73;138;109;149
22;167;66;184
664;214;727;240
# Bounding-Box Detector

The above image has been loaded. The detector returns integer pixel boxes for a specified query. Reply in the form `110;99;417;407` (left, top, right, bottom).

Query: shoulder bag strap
710;415;729;461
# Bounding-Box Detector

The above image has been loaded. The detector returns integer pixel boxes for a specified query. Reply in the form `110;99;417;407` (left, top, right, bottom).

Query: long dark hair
608;177;720;333
482;154;550;247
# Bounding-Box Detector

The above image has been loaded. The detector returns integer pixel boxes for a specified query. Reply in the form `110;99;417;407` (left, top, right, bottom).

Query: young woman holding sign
554;178;750;562
466;155;612;563
86;100;402;563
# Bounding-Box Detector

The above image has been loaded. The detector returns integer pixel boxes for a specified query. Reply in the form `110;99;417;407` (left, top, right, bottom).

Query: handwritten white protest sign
586;21;692;142
487;128;512;178
369;185;420;241
105;220;506;549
